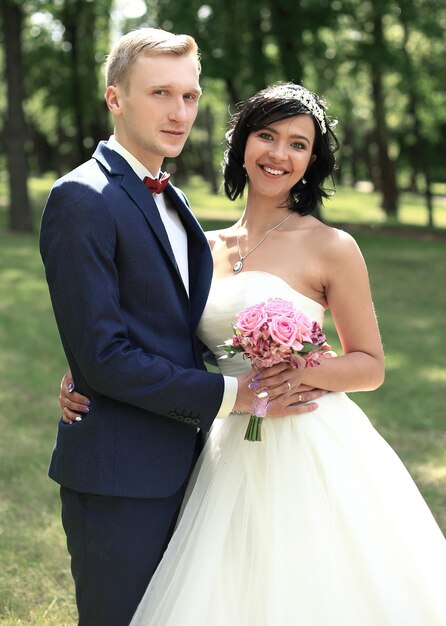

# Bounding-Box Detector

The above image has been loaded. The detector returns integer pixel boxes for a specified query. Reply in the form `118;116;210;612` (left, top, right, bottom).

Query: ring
286;381;291;391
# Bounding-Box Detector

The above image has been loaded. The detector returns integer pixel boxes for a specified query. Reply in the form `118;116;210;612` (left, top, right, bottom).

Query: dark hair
223;83;339;215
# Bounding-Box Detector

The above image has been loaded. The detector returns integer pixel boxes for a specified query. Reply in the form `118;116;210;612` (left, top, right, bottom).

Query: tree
396;0;446;227
1;0;33;232
364;2;399;217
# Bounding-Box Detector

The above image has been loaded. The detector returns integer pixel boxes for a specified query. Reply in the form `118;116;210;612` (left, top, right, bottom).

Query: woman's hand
234;364;328;417
59;371;90;424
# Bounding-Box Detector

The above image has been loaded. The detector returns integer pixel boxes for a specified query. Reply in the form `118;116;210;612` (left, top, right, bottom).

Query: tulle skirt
131;392;446;625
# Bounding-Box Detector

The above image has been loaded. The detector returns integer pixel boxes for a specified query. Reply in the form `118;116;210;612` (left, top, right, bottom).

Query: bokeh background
0;1;445;623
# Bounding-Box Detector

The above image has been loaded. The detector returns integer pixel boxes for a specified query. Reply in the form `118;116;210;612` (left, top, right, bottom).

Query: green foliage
1;0;445;225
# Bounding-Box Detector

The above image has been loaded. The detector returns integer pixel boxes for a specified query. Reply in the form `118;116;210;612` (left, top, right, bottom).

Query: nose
268;141;288;161
168;97;188;123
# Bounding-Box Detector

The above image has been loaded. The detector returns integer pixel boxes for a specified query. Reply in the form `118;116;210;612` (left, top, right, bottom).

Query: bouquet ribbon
244;388;270;442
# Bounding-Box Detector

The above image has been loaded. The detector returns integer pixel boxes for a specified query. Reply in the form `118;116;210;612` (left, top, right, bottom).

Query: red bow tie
143;172;170;194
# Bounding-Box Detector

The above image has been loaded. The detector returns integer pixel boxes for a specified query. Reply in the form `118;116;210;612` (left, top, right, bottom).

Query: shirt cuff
215;376;238;418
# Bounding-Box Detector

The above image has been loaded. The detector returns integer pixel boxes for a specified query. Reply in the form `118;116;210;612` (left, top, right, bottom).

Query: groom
40;27;324;626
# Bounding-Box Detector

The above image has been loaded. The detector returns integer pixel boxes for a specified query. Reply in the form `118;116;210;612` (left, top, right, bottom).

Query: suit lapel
164;185;214;326
93;142;213;322
93;142;183;285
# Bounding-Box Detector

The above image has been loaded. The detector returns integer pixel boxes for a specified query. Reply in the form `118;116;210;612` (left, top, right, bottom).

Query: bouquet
220;298;330;441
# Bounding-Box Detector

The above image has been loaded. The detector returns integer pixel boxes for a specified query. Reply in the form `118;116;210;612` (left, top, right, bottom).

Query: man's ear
105;85;121;115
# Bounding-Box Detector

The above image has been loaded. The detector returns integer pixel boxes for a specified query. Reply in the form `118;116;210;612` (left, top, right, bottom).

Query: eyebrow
149;83;202;96
261;125;311;145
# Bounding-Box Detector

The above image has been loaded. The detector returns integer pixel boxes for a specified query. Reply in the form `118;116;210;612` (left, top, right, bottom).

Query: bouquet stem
244;414;264;442
244;389;269;442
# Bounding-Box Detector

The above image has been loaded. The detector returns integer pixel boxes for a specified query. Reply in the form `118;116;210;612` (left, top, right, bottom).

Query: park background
0;0;445;623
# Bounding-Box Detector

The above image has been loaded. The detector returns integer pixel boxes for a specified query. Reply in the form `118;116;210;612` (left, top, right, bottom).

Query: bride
61;83;446;624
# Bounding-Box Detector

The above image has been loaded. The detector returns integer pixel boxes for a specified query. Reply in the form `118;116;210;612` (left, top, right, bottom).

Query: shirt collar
107;135;161;181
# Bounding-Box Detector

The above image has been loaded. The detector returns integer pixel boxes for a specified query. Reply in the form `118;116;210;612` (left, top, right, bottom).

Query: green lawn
0;178;445;624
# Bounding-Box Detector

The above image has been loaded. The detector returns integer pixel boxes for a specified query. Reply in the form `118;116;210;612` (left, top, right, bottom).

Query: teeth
263;166;285;175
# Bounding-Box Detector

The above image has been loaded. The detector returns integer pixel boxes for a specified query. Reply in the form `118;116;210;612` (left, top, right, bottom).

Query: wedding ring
298;394;303;402
286;381;292;391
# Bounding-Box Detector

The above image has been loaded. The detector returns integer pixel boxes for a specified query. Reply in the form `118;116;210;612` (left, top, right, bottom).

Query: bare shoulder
205;226;235;252
312;221;364;261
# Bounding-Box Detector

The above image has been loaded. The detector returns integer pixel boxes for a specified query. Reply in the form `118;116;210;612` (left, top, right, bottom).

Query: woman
61;84;446;624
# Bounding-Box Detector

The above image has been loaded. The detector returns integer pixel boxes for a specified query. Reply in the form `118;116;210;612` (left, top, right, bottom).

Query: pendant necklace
233;212;294;274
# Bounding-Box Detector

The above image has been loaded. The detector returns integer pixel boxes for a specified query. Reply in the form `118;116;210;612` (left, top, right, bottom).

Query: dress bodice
197;271;325;377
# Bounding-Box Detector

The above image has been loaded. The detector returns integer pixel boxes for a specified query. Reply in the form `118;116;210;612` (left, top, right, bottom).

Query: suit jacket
40;141;225;499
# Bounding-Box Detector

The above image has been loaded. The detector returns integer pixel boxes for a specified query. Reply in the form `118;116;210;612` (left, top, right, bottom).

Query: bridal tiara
263;85;327;134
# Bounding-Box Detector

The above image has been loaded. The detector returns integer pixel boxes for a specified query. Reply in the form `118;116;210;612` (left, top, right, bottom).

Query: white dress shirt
107;136;237;418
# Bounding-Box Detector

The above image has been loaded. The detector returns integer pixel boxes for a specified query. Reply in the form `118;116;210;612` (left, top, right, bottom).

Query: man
40;27;323;625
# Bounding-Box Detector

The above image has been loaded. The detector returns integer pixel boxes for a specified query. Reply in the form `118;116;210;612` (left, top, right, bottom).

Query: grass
0;177;445;624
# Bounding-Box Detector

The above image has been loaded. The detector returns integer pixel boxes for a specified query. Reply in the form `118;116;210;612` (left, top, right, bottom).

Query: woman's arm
259;230;384;395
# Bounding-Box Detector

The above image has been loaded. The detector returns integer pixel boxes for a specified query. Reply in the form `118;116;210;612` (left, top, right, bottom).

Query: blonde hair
105;27;201;88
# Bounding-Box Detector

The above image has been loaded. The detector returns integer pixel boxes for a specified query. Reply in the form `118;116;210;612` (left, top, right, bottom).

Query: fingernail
84;400;90;406
83;407;89;413
75;416;82;422
248;381;260;390
266;402;273;409
67;383;74;392
253;373;261;381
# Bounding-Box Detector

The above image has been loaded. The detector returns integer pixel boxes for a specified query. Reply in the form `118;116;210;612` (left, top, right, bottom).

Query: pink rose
264;298;295;319
269;315;299;348
235;302;267;336
294;311;314;344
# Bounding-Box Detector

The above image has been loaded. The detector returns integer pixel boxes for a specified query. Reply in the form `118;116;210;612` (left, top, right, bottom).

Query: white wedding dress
131;271;446;625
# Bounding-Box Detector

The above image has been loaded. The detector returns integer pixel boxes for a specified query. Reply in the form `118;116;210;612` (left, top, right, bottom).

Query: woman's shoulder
306;218;360;253
205;226;236;251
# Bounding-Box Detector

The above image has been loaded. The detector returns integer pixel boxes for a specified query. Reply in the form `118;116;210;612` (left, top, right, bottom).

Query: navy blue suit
40;142;225;624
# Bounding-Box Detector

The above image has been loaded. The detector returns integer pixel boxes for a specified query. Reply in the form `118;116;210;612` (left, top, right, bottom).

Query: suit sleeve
40;179;224;430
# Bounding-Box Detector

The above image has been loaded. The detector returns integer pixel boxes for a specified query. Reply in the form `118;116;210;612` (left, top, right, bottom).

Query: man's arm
40;179;225;431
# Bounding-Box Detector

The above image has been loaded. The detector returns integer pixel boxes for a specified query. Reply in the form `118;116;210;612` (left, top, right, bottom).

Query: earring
301;177;307;185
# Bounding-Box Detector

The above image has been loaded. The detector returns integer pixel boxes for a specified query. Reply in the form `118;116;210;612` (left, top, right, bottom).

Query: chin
163;145;186;158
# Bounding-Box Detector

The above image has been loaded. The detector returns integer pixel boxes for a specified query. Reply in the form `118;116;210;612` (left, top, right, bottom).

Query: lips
162;130;185;136
260;164;288;176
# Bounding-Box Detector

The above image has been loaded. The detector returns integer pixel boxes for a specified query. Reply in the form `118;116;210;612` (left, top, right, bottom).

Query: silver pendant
233;259;244;273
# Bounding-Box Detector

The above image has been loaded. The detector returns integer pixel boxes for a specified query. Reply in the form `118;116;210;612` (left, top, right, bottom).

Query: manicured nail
75;416;82;422
82;406;89;413
67;383;74;392
84;400;90;406
248;381;260;390
253;373;261;381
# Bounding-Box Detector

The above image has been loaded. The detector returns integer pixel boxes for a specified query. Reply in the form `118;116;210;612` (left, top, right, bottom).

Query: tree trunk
401;16;434;227
370;12;399;217
1;0;33;232
270;1;304;82
202;105;219;194
64;19;87;163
